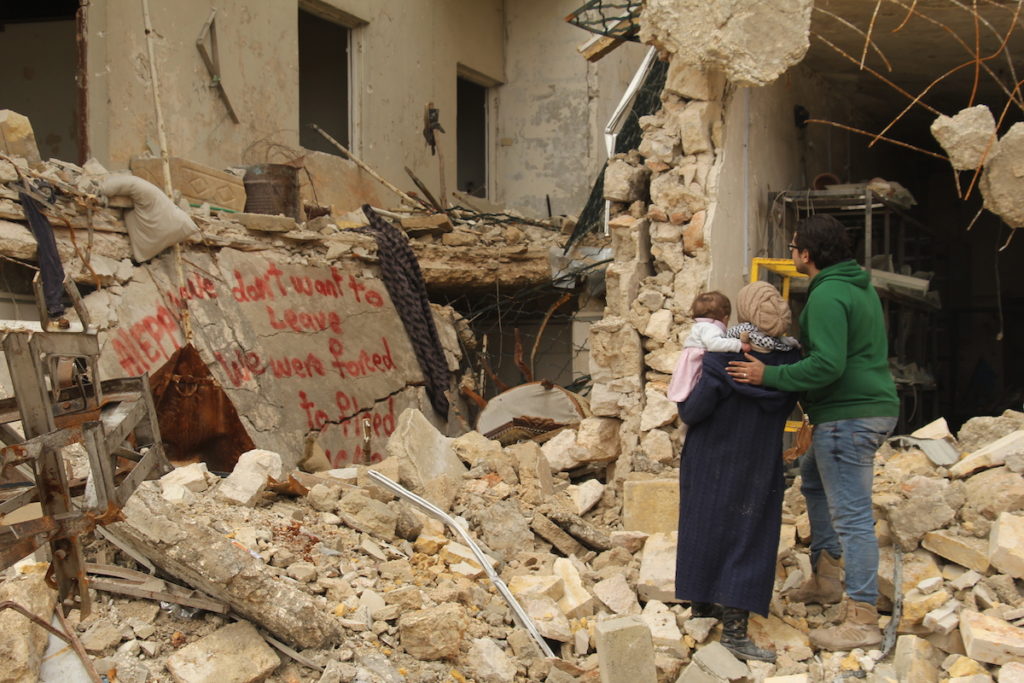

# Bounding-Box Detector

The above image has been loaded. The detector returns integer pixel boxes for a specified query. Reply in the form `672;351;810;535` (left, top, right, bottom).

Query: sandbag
99;174;198;262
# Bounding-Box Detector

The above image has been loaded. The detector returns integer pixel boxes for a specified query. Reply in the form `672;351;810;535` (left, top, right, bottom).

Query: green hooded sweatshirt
761;260;899;424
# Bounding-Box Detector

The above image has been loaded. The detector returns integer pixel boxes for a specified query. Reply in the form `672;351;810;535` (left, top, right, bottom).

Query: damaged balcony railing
0;274;171;616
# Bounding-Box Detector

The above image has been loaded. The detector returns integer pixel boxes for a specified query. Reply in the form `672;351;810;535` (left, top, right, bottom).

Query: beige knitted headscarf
736;281;791;337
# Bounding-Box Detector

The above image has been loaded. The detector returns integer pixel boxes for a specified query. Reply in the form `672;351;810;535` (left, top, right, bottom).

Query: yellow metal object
750;257;808;299
750;257;809;433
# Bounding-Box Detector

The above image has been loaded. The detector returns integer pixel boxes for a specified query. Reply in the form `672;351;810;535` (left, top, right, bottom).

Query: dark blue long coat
674;348;800;616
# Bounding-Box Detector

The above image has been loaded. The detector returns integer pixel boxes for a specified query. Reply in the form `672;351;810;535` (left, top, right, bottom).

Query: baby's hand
741;342;752;353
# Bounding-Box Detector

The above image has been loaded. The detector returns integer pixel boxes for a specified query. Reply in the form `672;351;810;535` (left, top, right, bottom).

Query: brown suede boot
809;599;883;651
786;552;843;605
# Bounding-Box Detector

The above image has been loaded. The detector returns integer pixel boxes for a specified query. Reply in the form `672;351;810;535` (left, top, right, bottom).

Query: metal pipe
366;470;556;658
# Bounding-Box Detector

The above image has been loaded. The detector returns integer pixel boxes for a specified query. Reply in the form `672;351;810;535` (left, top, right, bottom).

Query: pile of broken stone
3;407;1022;682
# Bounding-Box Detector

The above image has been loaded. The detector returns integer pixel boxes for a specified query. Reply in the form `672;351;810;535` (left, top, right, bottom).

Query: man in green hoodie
727;214;898;651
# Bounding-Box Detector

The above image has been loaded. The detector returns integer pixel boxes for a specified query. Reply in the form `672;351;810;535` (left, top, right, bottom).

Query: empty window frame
457;76;488;198
298;8;350;154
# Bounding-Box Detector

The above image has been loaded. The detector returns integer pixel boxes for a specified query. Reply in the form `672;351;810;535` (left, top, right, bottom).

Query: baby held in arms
667;291;748;403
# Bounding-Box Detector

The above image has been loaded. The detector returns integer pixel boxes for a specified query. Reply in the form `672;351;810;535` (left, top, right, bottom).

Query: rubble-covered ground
3;408;1022;683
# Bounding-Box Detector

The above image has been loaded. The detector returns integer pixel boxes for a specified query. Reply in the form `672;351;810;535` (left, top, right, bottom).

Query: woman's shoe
720;607;776;663
690;602;723;619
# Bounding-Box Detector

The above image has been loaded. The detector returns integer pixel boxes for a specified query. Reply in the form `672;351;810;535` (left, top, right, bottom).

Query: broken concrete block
521;596;572;642
554;557;595;619
541;429;586;472
637;532;677;602
0;110;42;166
567;479;605;515
923;600;961;635
961;610;1024;665
604;159;651;203
894;634;940;682
595;616;657;683
217;468;269;506
509;574;564;602
451;430;503;467
989;513;1024;579
642;600;685;651
643;0;813;85
160;462;211;493
0;567;57;681
468;637;516;683
165;621;279;683
931;106;999;170
885;475;964;550
622;478;679;534
962;466;1024;537
952;430;1024;478
113;485;340;649
576;417;622;463
594;573;641;615
923;530;991;573
386;408;466;490
678;641;750;681
981;123;1024;227
398;604;467;660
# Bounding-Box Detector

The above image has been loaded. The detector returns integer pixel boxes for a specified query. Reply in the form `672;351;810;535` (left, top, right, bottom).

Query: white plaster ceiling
805;0;1024;143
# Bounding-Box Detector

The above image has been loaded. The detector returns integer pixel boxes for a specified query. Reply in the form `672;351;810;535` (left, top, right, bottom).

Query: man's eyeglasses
788;243;800;250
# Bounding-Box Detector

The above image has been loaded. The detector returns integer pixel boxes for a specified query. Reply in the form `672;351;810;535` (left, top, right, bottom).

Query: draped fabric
358;206;450;416
675;349;800;616
19;192;66;318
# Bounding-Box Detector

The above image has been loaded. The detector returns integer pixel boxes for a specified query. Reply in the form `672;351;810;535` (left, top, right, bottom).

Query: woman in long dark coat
675;282;800;662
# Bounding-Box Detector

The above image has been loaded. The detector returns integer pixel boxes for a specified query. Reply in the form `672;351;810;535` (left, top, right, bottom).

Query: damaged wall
496;0;650;218
88;247;453;470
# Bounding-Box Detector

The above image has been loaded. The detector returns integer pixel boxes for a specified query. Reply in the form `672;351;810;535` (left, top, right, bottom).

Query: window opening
298;9;350;154
457;77;488;198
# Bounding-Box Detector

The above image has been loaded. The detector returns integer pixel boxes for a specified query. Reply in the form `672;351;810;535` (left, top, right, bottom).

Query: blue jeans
800;416;897;604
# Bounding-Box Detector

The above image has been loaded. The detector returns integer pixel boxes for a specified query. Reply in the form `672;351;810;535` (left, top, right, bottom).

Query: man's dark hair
793;214;853;270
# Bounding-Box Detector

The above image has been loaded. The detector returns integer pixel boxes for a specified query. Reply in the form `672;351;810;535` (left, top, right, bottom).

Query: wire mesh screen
566;57;668;251
566;0;644;39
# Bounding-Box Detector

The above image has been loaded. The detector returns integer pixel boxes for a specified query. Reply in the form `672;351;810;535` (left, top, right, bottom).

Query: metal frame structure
0;278;171;615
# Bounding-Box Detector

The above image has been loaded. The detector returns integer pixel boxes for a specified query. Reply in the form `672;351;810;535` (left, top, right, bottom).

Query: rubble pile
2;408;1018;682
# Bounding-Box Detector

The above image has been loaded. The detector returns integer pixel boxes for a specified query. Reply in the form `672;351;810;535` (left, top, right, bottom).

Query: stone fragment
749;614;811;657
879;547;942;600
610;530;648;553
999;661;1024;682
606;260;647;317
218;449;283;505
981;124;1024;227
664;61;723;101
989;513;1024;578
678;641;750;681
81;621;124;653
923;600;961;635
639;0;813;87
645;308;675;342
337;490;397;539
576;417;622;463
471;499;533;558
594;573;641;615
398;604;467;660
541;429;586;472
451;430;503;467
468;637;516;683
509;575;564;602
386;408;466;490
287;561;317;582
961;610;1024;665
554;557;594;619
160;462;210;492
931;106;999;170
233;211;297;233
649;172;706;217
509;441;554;504
684;617;716;644
952;430;1024;478
642;600;685;651
521;596;572;641
604;159;651;203
595;616;657;683
567;479;605;515
639;126;682;164
609;215;650;263
590;316;644;385
161;482;196;504
0;567;58;682
0;110;42;166
640;387;678;431
885;475;964;550
957;411;1024;453
678;101;717;155
894;634;940;682
902;588;952;626
622;478;679;534
165;621;279;683
947;655;989;677
637;532;677;602
962;466;1024;537
923;530;990;573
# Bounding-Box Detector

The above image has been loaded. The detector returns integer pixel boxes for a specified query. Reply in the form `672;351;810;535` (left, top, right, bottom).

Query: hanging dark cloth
19;191;66;318
358;205;450;416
